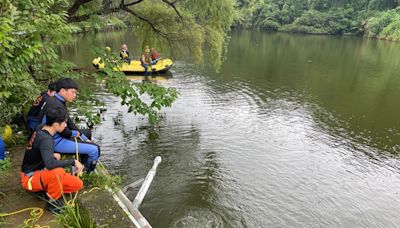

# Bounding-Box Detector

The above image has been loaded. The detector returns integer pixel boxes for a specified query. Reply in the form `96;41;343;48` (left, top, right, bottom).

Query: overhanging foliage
0;0;236;127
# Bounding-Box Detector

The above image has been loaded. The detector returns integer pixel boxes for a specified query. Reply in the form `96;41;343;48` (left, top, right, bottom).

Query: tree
0;0;236;127
235;0;400;36
0;0;76;126
64;0;236;70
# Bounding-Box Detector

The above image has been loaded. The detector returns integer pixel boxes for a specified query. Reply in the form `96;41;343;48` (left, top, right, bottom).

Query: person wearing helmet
141;48;152;76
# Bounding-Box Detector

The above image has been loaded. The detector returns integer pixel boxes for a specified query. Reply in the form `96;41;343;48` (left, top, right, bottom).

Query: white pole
132;156;162;209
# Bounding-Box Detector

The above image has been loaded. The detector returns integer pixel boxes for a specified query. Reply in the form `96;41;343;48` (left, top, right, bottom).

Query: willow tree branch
67;0;94;17
161;0;183;23
160;0;183;23
122;6;169;38
68;7;121;23
67;0;145;23
125;0;145;7
66;0;182;42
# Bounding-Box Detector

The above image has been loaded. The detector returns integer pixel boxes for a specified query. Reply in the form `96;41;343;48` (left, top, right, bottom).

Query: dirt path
1;146;136;227
0;146;56;227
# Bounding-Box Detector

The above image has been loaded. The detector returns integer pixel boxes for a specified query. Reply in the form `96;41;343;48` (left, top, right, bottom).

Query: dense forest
235;0;400;40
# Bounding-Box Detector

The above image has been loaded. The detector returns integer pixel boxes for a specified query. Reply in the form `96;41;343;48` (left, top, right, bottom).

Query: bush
283;8;354;35
260;19;281;31
280;24;328;34
294;10;326;28
366;11;395;36
0;0;76;127
365;8;400;40
0;158;12;172
80;172;122;190
380;18;400;40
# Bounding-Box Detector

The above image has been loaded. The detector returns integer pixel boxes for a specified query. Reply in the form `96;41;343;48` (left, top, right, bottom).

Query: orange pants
20;168;83;200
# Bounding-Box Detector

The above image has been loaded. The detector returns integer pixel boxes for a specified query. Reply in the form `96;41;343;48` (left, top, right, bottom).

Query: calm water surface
60;30;400;227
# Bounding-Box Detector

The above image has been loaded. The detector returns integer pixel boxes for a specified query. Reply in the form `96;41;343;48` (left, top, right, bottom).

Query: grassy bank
0;145;129;227
0;146;55;227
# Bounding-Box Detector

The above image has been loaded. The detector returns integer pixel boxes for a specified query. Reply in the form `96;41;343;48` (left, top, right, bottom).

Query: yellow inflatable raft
92;57;173;74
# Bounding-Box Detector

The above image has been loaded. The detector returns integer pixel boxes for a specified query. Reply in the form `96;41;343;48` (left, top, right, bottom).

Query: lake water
60;29;400;227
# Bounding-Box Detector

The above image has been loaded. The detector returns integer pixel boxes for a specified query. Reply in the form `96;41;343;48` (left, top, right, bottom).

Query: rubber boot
46;198;64;214
86;160;98;173
29;191;49;201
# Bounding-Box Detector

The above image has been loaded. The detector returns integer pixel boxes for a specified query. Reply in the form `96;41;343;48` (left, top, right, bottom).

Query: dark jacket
27;91;51;121
22;127;75;173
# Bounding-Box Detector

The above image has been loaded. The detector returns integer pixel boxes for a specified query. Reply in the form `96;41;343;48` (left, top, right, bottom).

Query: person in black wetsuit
39;78;100;173
21;107;84;213
26;82;56;132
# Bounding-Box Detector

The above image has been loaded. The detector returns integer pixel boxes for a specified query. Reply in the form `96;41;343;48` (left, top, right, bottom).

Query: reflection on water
125;70;174;82
61;30;400;227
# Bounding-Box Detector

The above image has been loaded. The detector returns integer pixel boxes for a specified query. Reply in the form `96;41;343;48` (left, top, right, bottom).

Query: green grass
80;172;122;190
56;204;96;228
56;172;122;227
0;158;11;172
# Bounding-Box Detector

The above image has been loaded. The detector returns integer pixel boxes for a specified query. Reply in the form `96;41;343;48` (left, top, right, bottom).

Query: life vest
150;50;159;60
120;50;129;59
141;53;151;64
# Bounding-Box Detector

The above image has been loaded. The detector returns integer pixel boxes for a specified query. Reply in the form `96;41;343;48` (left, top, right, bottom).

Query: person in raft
21;107;84;213
149;47;160;65
141;48;152;76
39;78;100;173
26;81;57;133
120;44;131;64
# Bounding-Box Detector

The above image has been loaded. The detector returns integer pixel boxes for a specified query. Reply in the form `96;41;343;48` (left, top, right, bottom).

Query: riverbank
236;5;400;42
0;146;135;227
0;146;54;227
